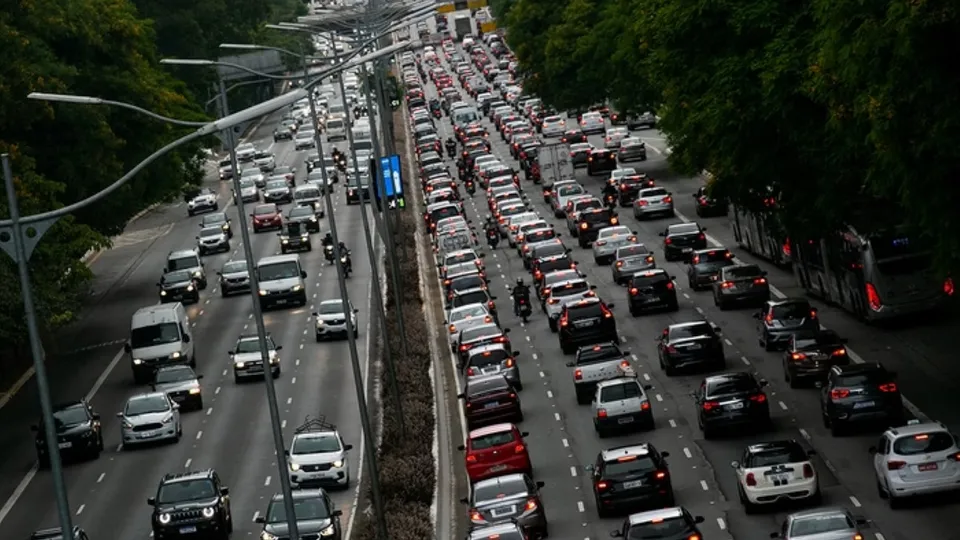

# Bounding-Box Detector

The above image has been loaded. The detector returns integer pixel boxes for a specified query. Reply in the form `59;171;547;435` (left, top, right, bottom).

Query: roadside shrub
378;453;436;506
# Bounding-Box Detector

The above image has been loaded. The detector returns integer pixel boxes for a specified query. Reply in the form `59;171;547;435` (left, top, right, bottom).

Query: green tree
502;0;570;98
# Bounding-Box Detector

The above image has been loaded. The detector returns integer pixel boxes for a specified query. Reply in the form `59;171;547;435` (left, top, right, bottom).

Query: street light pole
1;154;74;539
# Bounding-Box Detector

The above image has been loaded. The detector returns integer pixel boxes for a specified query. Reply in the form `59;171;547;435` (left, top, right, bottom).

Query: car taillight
514;443;525;454
830;388;850;400
948;452;960;462
580;222;588;229
665;282;675;290
865;282;882;311
790;352;806;361
702;400;719;411
597;408;607;417
596;481;609;491
466;367;475;376
641;401;651;411
754;278;767;284
466;454;477;463
488;301;496;309
574;369;583;380
664;237;672;244
616;261;624;268
509;392;517;399
765;312;774;323
663;196;673;203
879;382;898;392
543;190;550;196
611;217;619;224
665;345;677;354
721;281;734;289
887;460;906;471
654;470;667;480
629;287;639;295
601;305;613;318
637;200;649;206
750;393;767;403
469;510;482;521
524;498;538;511
745;472;757;486
809;309;818;319
698;233;706;240
688;535;701;540
460;344;471;352
832;348;846;357
944;278;955;296
803;464;814;478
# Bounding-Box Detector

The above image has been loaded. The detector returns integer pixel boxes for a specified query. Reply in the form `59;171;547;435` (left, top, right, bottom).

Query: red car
251;203;282;233
458;374;523;430
459;423;532;483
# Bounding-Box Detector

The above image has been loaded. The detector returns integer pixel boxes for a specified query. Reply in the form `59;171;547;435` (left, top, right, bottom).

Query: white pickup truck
565;341;632;404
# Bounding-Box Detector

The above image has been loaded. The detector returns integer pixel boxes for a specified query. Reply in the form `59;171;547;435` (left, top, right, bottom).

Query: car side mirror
536;481;545;488
332;509;343;517
301;271;307;279
485;278;491;284
590;285;597;290
701;227;708;231
606;302;615;309
730;461;740;469
502;328;511;334
156;282;162;287
692;193;698;198
254;516;266;524
770;534;780;539
694;516;705;524
172;403;180;410
814;381;824;389
457;444;466;451
197;375;204;380
344;444;354;451
92;413;100;421
566;248;572;253
195;236;200;240
30;424;38;432
759;378;769;387
556;232;562;237
479;253;487;258
752;312;761;319
147;497;156;506
856;518;868;526
274;345;282;351
512;351;520;357
565;361;575;367
220;487;229;496
124;343;132;354
490;295;498;300
520;431;529;438
436;262;442;268
313;312;319;317
459;497;469;504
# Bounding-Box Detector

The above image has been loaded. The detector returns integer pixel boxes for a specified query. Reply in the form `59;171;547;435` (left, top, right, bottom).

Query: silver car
235;142;256;161
230;334;281;383
187;189;218;216
543;278;595;330
604;127;630;149
592;226;639;264
579;112;606;135
263;179;292;204
241;167;265;188
447;304;495;352
612;244;656;284
618;138;648;162
313;299;359;341
633;187;674;219
196;226;229;255
295;129;317;150
152;365;203;411
627;111;658;130
235;178;259;203
540;115;567;138
254;151;276;172
772;507;867;540
118;392;181;447
592;377;654;435
464;343;522;389
218;260;250;297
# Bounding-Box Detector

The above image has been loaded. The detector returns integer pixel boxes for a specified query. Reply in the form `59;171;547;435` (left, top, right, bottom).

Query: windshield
239;179;255;189
254;205;277;216
583;211;613;224
455;291;489;307
319;302;346;315
258;262;300;281
772;302;810;319
222;261;247;274
164;270;193;283
157;479;217;504
552;281;589;297
790;515;854;536
452;306;487;321
291;434;341;455
604;455;656;477
130;322;180;349
474;477;526;502
155;367;195;384
266;181;287;190
600;382;642;402
725;265;763;279
235;337;275;354
289;207;314;218
52;405;89;426
199;228;221;238
241;169;260;178
202;214;226;226
295;189;320;200
670;323;712;340
168;256;198;271
471;430;514;450
668;223;700;235
626;517;691;540
469;349;508;367
125;395;169;416
265;497;331;523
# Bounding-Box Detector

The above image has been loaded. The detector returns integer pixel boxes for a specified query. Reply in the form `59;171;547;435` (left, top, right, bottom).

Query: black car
558;298;618;354
755;298;819;351
610;507;704;540
693;186;727;217
158;270;200;304
445;273;490;302
616;174;655;206
782;329;849;388
255;490;343;540
575;208;621;248
345;183;371;205
586;149;618;176
686;248;735;290
149;469;233;539
714;264;770;309
660;222;708;262
569;143;593;168
286;205;321;233
657;321;725;375
30;528;91;540
695;372;770;439
588;443;673;517
531;253;577;282
628;269;679;314
32;400;103;467
819;363;903;436
279;222;312;254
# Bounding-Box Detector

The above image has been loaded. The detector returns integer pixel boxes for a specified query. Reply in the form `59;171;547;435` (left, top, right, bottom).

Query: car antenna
295;414;337;434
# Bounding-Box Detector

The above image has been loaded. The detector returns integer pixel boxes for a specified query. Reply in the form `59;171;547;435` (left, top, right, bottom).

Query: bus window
869;235;933;275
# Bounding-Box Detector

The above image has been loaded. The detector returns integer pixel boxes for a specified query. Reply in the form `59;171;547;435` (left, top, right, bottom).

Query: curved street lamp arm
205;60;304;81
27;93;208;127
204;78;271;109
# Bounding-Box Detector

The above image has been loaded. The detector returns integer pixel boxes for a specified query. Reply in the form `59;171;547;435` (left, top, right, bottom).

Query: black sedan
586;149;618;176
286;205;321;233
660;222;707;262
657;321;725;375
695;372;771;439
33;400;103;466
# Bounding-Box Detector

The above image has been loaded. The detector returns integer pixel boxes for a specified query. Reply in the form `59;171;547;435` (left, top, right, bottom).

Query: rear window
470;430;515;450
631;274;670;287
469;349;509;367
771;302;811;319
582;210;614;224
669;323;713;340
640;188;668;197
472;476;525;502
620;176;647;187
431;207;460;221
558;186;583;196
539;257;573;273
551;281;589;297
452;275;485;289
532;243;566;258
707;377;757;397
668;223;700;235
725;265;763;279
745;444;809;468
568;302;603;319
603;455;657;477
618;245;649;257
893;432;955;455
576;200;603;212
455;291;489;306
626;516;691;540
461;325;500;343
600;382;642;402
836;370;890;388
795;332;843;350
468;377;510;396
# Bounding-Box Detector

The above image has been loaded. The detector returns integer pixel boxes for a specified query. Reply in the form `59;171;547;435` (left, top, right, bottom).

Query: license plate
139;432;155;439
622;480;644;489
682;247;693;253
484;402;499;409
58;442;72;449
275;299;288;305
726;402;744;410
919;463;938;472
618;417;634;424
685;343;702;350
574;319;597;328
854;401;875;409
771;475;790;484
642;297;659;303
491;506;515;518
482;367;499;374
489;464;508;473
179;526;197;534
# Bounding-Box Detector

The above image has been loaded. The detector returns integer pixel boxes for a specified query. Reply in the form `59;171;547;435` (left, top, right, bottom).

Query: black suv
558;298;618;354
149;470;233;539
756;298;819;351
659;222;707;262
610;507;704;540
279;222;312;254
588;443;673;517
819;363;903;436
33;400;103;467
627;269;678;315
575;208;620;247
31;528;90;540
255;490;343;540
586;148;618;176
695;373;770;439
616;174;655;206
657;321;725;376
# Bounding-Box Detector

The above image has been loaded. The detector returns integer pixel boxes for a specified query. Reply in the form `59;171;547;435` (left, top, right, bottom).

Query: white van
326;118;347;142
293;184;323;209
257;254;308;309
125;303;194;384
351;124;371;141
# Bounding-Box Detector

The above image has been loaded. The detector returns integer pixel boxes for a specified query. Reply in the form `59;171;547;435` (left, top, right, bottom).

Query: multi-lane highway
0;86;382;538
418;32;960;540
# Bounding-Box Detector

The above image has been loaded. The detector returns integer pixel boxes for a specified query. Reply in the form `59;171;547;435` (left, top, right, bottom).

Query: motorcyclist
602;181;618;206
512;278;531;316
321;233;334;247
445;137;457;158
483;215;498;237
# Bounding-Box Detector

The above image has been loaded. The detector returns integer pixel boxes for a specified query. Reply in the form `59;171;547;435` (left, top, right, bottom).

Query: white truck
454;15;473;41
565;341;632;404
537;142;575;187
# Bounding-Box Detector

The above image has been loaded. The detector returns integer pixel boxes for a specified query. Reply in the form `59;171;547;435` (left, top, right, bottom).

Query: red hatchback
460;423;532;484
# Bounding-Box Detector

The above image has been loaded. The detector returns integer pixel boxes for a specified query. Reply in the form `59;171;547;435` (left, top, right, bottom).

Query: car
592;378;655;436
148;469;232;539
565;196;604;233
523;238;568;269
586;148;617;176
263;179;292;204
615;174;655;206
166;249;207;288
256;490;343;539
771;508;867;540
713;264;771;310
732;440;819;512
457;323;511;366
217;158;234;181
657;321;725;375
633;187;674;219
459;423;531;483
693;185;728;217
449;287;499;316
611;244;655;284
577;209;623;249
617;138;647;162
610;507;704;540
820;363;903;435
561;129;587;144
463;344;522;389
200;212;233;238
235;142;257;161
32;400;103;467
274;165;296;185
458;374;523;429
196;226;229;255
441;248;485;270
118;392;181;447
279;221;312;254
587;444;672;517
686;248;735;290
537;268;583;298
345;181;371;205
579;111;606;134
542;278;596;331
755;298;818;350
591;226;638;264
871;419;960;507
569;142;593;168
313;299;359;341
550;183;587;218
253;151;276;173
230;333;281;382
695;372;770;439
251;203;283;232
659;222;707;261
241;167;266;188
626;111;657;130
217;260;250;297
158;270;200;304
447;304;495;352
234;178;259;203
531;253;578;283
187;188;218;216
152;365;203;411
782;329;850;388
462;473;547;538
627;269;679;314
286;416;353;489
273;118;297;141
286;204;322;233
604;127;630;149
558;298;618;354
295;129;317;150
540;115;566;137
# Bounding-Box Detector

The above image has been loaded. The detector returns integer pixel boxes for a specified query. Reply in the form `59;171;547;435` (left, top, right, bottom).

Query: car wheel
877;480;888;499
515;410;524;423
596;497;610;518
548;318;557;332
830;419;845;437
739;486;757;514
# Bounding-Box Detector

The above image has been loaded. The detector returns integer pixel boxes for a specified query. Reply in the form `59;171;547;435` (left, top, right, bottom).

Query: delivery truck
454;15;473;41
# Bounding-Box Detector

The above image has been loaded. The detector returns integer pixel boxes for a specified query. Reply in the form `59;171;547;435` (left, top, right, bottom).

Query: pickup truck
565;342;632;404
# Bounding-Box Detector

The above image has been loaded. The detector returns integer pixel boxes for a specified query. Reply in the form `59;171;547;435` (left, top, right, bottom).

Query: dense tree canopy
0;0;306;376
495;0;960;274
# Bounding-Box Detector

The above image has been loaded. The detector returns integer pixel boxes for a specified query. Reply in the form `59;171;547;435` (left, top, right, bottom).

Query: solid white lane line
655;394;663;402
683;448;692;459
577;501;585;513
96;473;105;483
850;496;861;507
296;359;301;366
281;419;287;429
875;534;885;540
741;356;750;365
215;386;221;395
642;373;651;381
695;307;703;314
717;517;726;530
700;480;709;491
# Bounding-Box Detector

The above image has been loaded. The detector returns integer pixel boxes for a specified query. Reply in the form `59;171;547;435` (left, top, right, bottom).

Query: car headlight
282;239;289;244
333;459;344;468
193;271;202;278
122;420;134;429
270;354;280;364
133;358;143;365
320;524;336;537
161;414;174;425
222;224;230;231
170;352;181;359
158;513;172;524
189;388;201;395
159;290;167;296
301;235;309;241
186;285;195;292
259;289;268;296
291;285;303;292
310;216;317;222
202;507;216;518
289;462;301;471
260;532;278;540
235;361;246;368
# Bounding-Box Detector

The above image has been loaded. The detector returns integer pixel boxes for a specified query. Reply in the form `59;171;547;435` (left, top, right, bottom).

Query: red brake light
466;454;478;463
790;352;806;361
702;400;719;411
754;278;767;284
830;388;851;400
638;200;649;206
505;358;515;367
466;367;475;376
879;382;898;393
596;481;609;491
865;282;882;311
663;196;673;203
580;222;588;229
597;408;607;417
745;472;757;486
803;464;814;478
469;510;482;521
601;305;613;318
665;281;675;290
460;344;470;351
640;401;650;410
750;393;767;403
887;460;906;471
654;470;667;480
721;281;734;289
514;444;525;453
574;369;583;380
525;498;538;511
945;278;955;296
629;287;638;295
765;312;774;323
663;237;671;244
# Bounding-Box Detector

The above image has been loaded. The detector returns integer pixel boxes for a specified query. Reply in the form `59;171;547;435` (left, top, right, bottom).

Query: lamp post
2;88;304;539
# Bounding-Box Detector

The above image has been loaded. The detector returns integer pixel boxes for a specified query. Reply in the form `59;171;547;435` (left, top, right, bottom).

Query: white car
732;440;819;512
187;189;218;216
287;419;353;489
608;168;638;186
540;115;566;138
295;129;317;150
118;392;181;447
579;112;606;135
240;167;265;188
235;142;256;161
604;127;630;149
446;304;495;353
592;226;639;264
235;178;259;203
313;299;359;341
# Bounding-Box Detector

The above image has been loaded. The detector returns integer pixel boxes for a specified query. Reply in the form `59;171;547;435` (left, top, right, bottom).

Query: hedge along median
352;111;436;540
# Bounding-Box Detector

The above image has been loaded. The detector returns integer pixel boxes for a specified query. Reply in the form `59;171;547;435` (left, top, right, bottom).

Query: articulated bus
729;202;792;267
793;227;954;322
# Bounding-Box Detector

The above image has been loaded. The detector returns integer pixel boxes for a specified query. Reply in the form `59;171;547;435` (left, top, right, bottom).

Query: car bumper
220;280;250;295
160;291;199;304
154;519;225;539
597;487;673;512
887;472;960;498
37;437;100;458
188;203;217;213
559;328;618;349
663;350;723;370
467;459;531;483
259;290;306;308
830;403;901;425
198;241;228;253
664;244;701;260
634;203;673;216
596;411;653;430
252;220;282;230
786;359;849;379
316;321;352;337
629;293;676;311
122;425;178;445
290;466;349;488
702;407;769;430
618;151;647;161
743;478;818;504
720;289;770;304
234;362;280;380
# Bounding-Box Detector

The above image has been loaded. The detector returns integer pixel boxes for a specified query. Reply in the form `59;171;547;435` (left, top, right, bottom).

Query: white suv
871;420;960;508
287;417;353;490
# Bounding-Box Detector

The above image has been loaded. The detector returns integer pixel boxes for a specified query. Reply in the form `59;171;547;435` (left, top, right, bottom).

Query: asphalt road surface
0;85;384;538
418;35;960;540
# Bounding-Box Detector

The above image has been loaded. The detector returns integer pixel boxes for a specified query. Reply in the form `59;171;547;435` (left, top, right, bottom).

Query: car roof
268;488;328;502
704;372;753;386
469;422;515;438
472;472;526;491
669;321;710;330
596;377;640;390
468;343;511;357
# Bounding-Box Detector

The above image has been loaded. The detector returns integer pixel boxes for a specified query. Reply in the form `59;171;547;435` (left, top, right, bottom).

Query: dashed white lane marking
570;466;577;477
724;338;733;346
577;501;585;513
554;413;561;421
630;354;639;362
539;371;545;378
562;438;569;448
655;394;663;402
300;344;304;350
252;511;260;522
184;458;192;468
683;447;693;459
683;293;690;299
525;335;531;342
198;309;204;316
876;534;886;540
694;307;704;314
642;373;651;381
295;359;300;366
281;419;287;429
76;504;85;515
206;407;213;416
96;473;105;483
196;431;203;440
286;397;292;405
215;386;221;395
741;356;751;365
221;369;227;376
778;401;788;411
668;419;677;428
264;476;272;486
531;353;538;361
850;496;862;507
243;324;248;330
291;377;297;384
546;390;553;398
717;517;726;530
700;480;709;491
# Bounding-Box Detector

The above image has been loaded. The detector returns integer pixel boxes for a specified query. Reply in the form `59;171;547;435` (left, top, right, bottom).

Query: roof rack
295;415;337;434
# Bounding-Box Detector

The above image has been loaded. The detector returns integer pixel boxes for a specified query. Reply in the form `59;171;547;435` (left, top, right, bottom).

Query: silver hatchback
592;377;654;435
579;112;606;135
633;187;674;219
592;226;639;265
464;344;522;389
772;507;867;540
604;127;630;149
118;392;181;447
152;365;203;411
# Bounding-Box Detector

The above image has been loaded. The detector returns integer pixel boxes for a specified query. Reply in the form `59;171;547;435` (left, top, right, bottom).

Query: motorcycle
465;181;476;197
486;228;500;248
339;252;352;277
432;108;442;119
515;295;532;323
445;142;457;158
603;192;617;209
324;244;335;263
